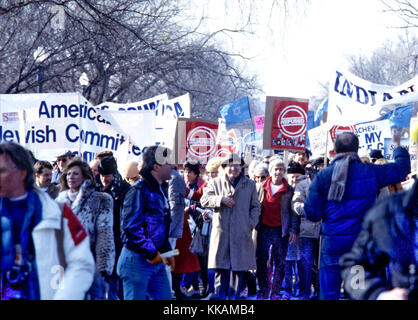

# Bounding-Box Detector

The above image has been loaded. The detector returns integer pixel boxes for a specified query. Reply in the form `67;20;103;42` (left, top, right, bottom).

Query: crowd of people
0;124;417;300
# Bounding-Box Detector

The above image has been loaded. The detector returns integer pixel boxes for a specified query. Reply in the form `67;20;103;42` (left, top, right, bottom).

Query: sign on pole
175;118;219;165
263;96;309;151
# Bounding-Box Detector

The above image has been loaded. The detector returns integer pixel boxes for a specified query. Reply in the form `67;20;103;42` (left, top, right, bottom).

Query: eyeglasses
57;158;67;163
255;176;267;180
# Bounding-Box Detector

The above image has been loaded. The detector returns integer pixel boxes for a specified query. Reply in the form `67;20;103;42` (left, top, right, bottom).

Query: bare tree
381;0;418;28
0;0;260;113
0;0;311;121
346;32;418;85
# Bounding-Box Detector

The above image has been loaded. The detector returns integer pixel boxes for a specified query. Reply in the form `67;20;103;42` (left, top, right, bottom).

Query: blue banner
313;97;328;128
377;104;413;128
219;97;252;126
305;110;315;148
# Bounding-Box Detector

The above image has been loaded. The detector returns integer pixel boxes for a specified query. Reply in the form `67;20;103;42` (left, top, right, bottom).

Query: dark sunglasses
57;158;67;163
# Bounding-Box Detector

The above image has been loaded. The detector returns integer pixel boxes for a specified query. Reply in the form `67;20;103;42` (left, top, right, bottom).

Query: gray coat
168;169;186;239
200;174;260;271
292;175;321;238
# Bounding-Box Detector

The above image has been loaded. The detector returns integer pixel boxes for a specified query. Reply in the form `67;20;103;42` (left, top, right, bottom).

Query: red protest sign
329;125;356;142
264;97;309;151
328;124;357;155
176;118;219;165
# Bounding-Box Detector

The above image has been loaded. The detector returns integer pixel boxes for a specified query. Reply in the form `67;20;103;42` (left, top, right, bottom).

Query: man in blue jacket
117;145;175;300
304;131;410;300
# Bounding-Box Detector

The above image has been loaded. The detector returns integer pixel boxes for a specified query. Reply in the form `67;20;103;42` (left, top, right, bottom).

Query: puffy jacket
120;171;171;261
292;175;321;238
1;188;95;300
304;146;410;241
340;179;418;300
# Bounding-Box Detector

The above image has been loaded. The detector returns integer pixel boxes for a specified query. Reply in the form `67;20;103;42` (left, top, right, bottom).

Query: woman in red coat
171;207;201;299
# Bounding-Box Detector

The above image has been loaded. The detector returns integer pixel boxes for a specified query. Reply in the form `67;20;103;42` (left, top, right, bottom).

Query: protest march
1;66;417;303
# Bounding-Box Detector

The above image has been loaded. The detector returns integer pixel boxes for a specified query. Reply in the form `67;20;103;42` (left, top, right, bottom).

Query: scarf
328;152;359;202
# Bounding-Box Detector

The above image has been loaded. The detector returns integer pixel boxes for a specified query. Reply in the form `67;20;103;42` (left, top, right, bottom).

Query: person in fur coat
56;158;115;300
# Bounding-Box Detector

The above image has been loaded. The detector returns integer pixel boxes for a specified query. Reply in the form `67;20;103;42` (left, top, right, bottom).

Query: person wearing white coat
0;142;95;300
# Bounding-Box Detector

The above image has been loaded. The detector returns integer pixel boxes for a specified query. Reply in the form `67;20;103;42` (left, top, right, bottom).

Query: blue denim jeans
298;237;319;299
117;247;172;300
105;274;123;300
319;236;356;300
256;224;289;297
85;269;106;300
214;269;245;300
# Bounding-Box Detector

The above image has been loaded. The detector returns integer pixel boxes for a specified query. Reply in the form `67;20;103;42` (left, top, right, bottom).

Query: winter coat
340;179;418;300
46;184;60;199
56;179;115;275
168;169;186;239
257;176;299;237
291;175;321;238
200;173;261;271
101;174;131;274
304;146;410;254
1;188;95;299
120;171;171;261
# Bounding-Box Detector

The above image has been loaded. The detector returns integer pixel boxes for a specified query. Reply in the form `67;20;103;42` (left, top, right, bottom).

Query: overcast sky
194;0;418;101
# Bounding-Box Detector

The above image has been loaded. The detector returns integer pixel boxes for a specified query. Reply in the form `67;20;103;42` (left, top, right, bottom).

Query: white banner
154;93;191;150
328;69;418;124
95;93;168;111
0;93;168;169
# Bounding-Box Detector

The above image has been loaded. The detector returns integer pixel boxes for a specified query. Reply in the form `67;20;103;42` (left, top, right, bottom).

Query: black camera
1;265;31;300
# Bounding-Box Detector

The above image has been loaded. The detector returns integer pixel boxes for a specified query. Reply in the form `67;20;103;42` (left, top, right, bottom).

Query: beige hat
205;156;224;172
124;160;139;178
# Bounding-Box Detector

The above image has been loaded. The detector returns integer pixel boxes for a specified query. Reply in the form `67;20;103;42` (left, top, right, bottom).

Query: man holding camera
0;142;95;300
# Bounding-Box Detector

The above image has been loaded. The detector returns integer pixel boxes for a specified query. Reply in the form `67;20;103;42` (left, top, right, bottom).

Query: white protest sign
0;93;150;166
307;124;332;158
328;69;418;124
383;137;416;162
354;120;392;155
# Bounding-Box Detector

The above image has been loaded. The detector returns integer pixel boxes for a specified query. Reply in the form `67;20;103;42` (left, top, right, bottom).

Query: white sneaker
180;286;192;296
187;287;200;296
239;287;248;299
